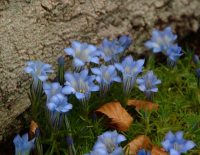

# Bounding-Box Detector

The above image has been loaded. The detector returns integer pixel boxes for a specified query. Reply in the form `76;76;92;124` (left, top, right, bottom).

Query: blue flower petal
64;48;75;57
47;102;56;111
62;86;76;95
87;45;97;52
96;76;101;83
115;63;124;72
65;72;76;84
137;149;147;155
113;77;121;82
43;82;51;91
71;41;82;51
93;140;107;150
139;85;146;92
91;68;102;75
24;66;34;73
22;133;29;141
116;134;126;143
90;57;99;64
181;141;196;153
107;65;115;75
155;79;161;84
170;149;180;155
175;131;184;141
165;131;175;141
90;85;99;91
145;41;161;53
75;92;85;99
137;59;145;67
150;88;158;92
73;58;84;67
38;75;48;81
13;134;22;146
162;140;172;151
80;69;89;79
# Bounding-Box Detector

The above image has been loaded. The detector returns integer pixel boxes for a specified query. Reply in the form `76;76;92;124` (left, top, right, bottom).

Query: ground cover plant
13;26;200;155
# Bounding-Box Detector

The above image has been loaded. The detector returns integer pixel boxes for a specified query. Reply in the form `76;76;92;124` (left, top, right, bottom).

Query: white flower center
125;66;130;74
146;80;152;89
104;138;116;153
36;68;41;75
105;48;113;57
173;142;182;151
78;79;89;93
104;72;110;81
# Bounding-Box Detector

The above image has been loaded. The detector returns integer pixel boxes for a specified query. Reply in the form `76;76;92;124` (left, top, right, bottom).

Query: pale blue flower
137;71;161;100
115;55;145;95
116;35;132;51
166;44;183;66
86;130;126;155
47;94;72;129
13;133;35;155
98;38;124;63
145;27;182;67
192;54;199;65
43;82;62;101
161;131;196;155
24;60;53;88
91;65;121;94
64;41;99;70
62;69;99;102
47;94;72;113
145;27;177;53
137;149;151;155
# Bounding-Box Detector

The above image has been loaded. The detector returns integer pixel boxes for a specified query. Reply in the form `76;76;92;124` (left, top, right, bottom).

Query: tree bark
0;0;200;135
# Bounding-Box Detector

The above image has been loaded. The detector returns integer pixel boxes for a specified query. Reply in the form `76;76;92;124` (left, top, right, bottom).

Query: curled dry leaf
127;99;159;112
125;135;152;155
96;101;133;131
151;146;168;155
29;120;38;137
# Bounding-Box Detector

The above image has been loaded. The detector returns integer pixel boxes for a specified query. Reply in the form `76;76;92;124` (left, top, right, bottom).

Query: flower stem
144;110;151;135
57;63;65;86
64;116;76;155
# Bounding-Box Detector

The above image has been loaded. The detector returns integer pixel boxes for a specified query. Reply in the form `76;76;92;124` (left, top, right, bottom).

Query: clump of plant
12;27;199;155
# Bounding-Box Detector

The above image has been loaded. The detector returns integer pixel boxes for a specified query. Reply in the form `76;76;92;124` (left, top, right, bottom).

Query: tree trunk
0;0;200;135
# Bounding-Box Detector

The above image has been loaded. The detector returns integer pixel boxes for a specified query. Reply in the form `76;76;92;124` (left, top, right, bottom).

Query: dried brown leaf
151;146;168;155
126;135;152;155
29;120;38;137
127;99;159;112
96;101;133;131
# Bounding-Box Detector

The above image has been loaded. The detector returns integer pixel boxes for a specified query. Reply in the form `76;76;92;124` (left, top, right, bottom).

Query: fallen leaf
151;146;168;155
125;135;152;155
127;99;159;112
29;120;38;137
96;101;133;131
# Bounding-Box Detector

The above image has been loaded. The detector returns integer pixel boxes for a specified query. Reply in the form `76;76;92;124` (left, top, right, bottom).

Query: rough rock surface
0;0;200;135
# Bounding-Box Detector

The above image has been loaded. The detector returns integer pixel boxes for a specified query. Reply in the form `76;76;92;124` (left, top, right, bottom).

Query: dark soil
179;28;200;55
0;110;31;155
